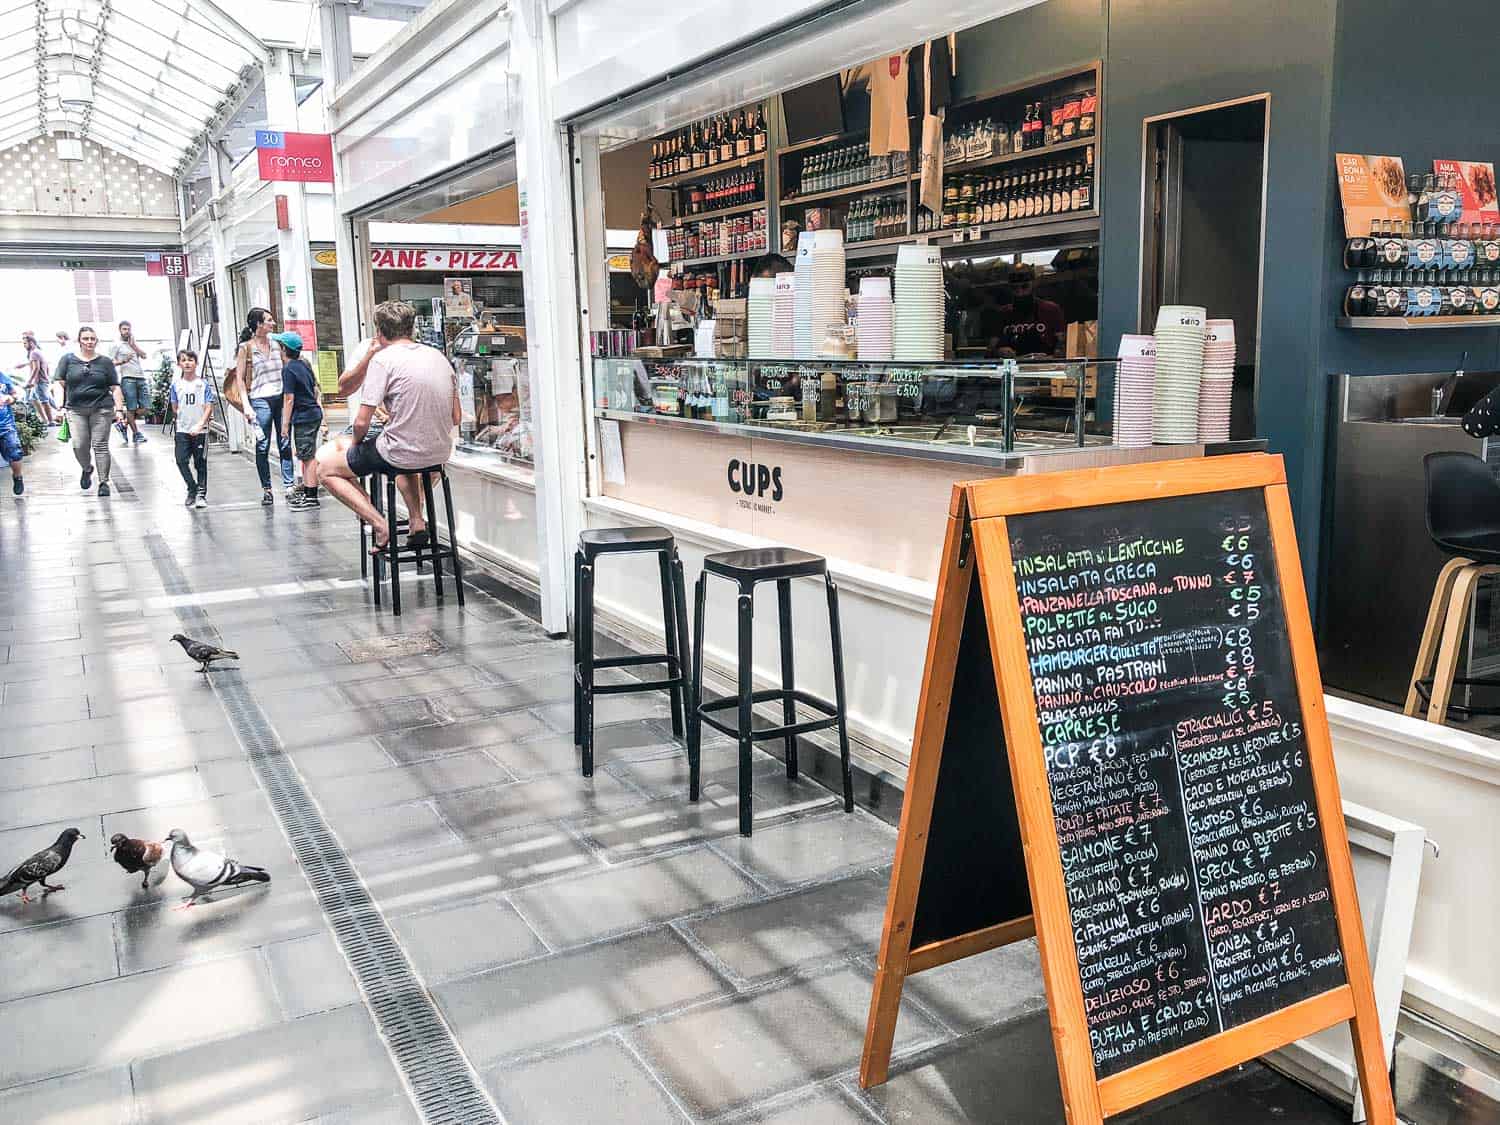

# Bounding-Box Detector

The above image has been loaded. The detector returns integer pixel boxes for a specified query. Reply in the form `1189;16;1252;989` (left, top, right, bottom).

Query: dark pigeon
170;633;240;673
1;828;84;904
166;829;270;907
109;833;164;889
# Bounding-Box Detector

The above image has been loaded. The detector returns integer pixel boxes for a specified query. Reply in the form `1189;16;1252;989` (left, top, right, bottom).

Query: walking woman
54;326;126;496
231;307;295;506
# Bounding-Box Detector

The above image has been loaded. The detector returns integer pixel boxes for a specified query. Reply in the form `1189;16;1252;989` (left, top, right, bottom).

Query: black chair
1406;451;1500;723
687;547;853;836
573;527;690;776
362;466;465;616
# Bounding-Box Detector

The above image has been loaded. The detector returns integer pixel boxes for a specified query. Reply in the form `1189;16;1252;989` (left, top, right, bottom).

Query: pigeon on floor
170;633;240;673
1;828;84;904
165;829;270;907
108;833;164;889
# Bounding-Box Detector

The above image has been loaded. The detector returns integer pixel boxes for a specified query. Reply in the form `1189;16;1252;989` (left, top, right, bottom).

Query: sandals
409;529;431;549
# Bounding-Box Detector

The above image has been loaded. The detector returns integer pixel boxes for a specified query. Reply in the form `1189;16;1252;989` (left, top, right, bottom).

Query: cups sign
255;130;334;184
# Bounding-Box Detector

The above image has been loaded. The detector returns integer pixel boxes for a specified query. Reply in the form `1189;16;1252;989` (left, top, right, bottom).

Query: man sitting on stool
316;300;460;555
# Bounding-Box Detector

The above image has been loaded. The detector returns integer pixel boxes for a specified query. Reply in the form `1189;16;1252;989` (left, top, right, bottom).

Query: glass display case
593;356;1111;457
451;322;533;467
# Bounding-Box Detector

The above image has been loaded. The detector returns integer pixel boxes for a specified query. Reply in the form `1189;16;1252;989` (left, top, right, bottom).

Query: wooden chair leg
1405;556;1472;715
1427;565;1500;724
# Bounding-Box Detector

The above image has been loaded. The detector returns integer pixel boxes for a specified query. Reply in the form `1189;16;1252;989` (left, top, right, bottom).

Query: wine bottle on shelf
753;105;767;153
735;111;751;159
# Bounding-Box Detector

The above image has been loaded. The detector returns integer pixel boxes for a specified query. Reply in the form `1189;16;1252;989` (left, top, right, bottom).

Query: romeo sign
255;130;334;184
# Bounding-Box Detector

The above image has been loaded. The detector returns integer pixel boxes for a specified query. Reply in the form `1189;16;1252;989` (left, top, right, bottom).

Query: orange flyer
1433;159;1499;226
1335;153;1409;237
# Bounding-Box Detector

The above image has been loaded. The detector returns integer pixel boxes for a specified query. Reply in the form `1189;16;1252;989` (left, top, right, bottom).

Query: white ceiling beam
184;0;268;61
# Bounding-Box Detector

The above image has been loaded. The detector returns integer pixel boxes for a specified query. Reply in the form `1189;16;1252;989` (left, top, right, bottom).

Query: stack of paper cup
793;231;816;360
1196;319;1235;442
1113;335;1156;447
894;244;944;361
810;229;847;349
772;272;795;359
856;276;893;361
748;276;775;358
1151;305;1206;443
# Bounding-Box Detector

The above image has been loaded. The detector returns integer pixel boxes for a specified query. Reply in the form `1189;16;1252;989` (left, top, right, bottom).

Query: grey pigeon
1;828;84;904
109;833;165;889
166;829;270;906
170;633;240;673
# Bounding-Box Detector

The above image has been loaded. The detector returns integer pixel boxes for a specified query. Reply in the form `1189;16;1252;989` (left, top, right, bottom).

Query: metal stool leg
441;470;465;606
422;471;444;600
825;574;854;813
579;559;596;776
359;476;369;580
371;477;384;608
688;571;707;802
671;551;692;748
386;474;402;617
736;585;755;836
659;549;684;737
776;578;798;779
573;548;584;747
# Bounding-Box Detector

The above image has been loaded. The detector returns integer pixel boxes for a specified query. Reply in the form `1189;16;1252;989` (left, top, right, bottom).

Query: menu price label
1335;153;1410;238
1008;488;1345;1078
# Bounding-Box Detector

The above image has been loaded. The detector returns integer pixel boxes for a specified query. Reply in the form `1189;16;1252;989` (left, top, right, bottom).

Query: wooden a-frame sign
858;453;1395;1124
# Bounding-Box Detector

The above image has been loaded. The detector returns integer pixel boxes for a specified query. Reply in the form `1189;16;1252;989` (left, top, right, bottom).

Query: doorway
1141;95;1268;440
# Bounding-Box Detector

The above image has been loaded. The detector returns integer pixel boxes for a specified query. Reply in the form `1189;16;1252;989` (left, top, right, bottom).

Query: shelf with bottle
944;95;1096;169
917;150;1094;234
946;134;1097;174
781;143;909;201
648;104;769;187
845;193;909;245
669;244;771;270
781;173;913;208
665;208;769;263
1340;268;1500;321
673;168;765;222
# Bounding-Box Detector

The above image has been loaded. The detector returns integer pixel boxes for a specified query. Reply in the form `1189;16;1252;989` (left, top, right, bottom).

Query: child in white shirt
171;349;215;508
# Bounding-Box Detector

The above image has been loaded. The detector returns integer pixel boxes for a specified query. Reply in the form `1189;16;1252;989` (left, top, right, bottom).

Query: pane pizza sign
256;130;334;184
859;454;1396;1124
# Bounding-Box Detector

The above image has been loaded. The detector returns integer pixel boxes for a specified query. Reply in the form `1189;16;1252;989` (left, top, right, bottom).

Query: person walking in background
232;308;294;506
170;349;214;510
273;330;324;511
0;367;25;495
110;320;149;445
15;331;54;426
54;326;125;497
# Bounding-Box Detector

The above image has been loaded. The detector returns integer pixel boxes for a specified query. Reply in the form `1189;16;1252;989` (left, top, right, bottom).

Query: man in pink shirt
316;300;460;554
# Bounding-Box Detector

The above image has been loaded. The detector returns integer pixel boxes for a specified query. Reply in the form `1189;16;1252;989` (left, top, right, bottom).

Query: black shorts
292;415;323;461
346;437;405;478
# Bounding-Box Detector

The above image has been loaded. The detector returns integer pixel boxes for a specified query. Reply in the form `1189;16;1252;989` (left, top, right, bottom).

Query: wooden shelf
647;153;767;190
671;247;769;268
780;173;913;208
844;233;913;251
945;135;1096;175
777;132;849;157
1337;315;1500;329
670;199;766;227
842;212;1100;261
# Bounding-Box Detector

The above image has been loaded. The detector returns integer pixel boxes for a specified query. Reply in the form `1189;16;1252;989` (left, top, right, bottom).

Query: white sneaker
194;495;208;509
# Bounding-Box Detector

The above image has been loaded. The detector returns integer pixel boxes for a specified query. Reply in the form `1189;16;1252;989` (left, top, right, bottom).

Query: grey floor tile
310;1093;423;1124
510;846;758;948
335;662;501;707
377;710;549;760
0;769;209;833
440;672;576;719
284;737;395;779
264;931;361;1019
491;724;682;780
0;1066;136;1124
899;939;1047;1034
717;811;896;888
0;748;96;791
390;897;546;982
434;772;646;841
0;950;281;1086
99;789;276;844
90;734;245;777
485;1035;690;1125
683;872;888;982
130;1004;404;1125
308;751;513;812
433;927;729;1065
327;798;459;857
737;1086;879;1124
0;913;118;1003
631;966;942;1119
607;743;816;801
272;698;439;749
0;696;92;727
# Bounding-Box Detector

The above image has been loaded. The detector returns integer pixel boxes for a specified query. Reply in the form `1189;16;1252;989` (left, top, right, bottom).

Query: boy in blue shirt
0;370;23;495
170;349;215;508
273;331;325;510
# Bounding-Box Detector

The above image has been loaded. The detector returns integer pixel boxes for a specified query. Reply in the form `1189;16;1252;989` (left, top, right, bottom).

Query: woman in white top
231;307;295;505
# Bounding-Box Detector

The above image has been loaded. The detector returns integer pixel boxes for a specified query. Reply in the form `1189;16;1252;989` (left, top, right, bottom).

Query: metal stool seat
574;526;690;776
360;465;465;616
688;547;853;836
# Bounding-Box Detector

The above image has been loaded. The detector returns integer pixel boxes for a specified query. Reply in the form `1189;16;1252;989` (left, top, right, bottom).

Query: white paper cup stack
1151;305;1206;443
810;229;848;351
772;272;795;359
1196;319;1235;443
748;276;775;358
894;244;944;361
856;276;893;361
1113;334;1156;447
793;231;816;360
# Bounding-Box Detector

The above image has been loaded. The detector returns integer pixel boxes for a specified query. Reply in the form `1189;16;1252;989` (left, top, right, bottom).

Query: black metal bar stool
363;466;465;616
687;547;853;836
574;526;691;776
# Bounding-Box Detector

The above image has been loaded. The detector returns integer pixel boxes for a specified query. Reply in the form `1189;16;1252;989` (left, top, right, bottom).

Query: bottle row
682;169;763;215
944;90;1096;164
665;209;769;261
846;194;907;244
650;106;767;181
1344;222;1500;272
793;144;909;197
1343;270;1500;318
919;158;1093;232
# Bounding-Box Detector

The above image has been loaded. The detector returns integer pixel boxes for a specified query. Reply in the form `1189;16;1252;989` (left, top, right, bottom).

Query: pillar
264;49;317;349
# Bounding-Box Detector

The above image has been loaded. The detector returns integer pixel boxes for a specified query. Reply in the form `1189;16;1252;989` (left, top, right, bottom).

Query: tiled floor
0;429;1353;1122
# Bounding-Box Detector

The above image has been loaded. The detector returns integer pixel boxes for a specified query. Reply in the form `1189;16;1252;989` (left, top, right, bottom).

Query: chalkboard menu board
1007;487;1346;1078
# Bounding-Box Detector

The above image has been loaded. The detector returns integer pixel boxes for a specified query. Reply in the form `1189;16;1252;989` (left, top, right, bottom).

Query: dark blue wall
952;0;1103;102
